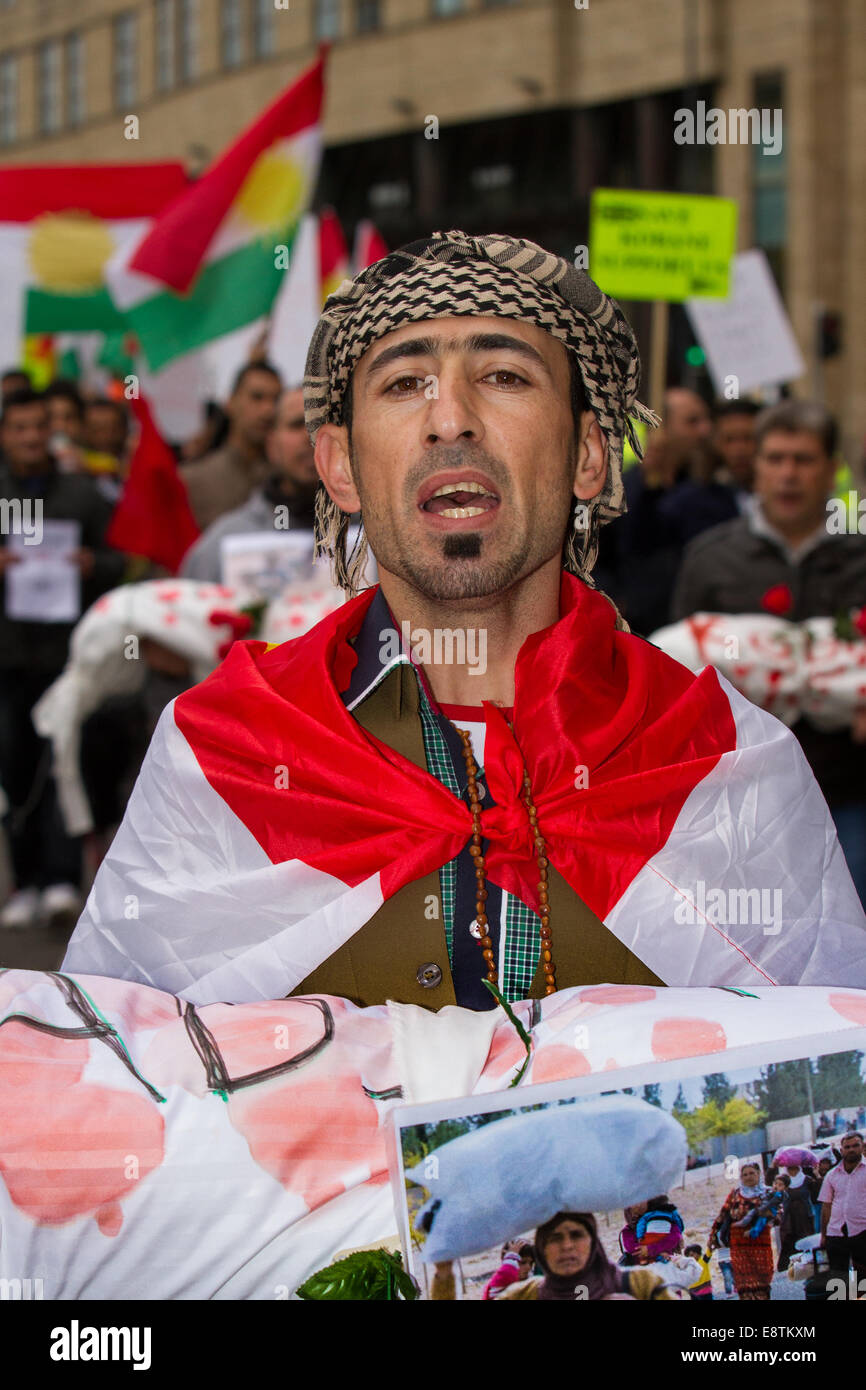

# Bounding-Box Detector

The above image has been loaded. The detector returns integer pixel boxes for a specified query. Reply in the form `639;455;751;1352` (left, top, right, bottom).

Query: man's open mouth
418;476;501;520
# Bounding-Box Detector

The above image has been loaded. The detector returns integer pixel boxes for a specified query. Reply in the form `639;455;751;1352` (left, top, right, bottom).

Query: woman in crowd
776;1162;820;1270
708;1162;778;1299
497;1211;687;1300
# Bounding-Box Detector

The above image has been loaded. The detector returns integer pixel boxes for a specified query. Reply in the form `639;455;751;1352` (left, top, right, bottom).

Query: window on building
315;0;341;40
432;0;465;14
252;0;274;57
0;54;17;145
113;13;138;109
179;0;198;82
221;0;245;67
357;0;380;31
752;73;786;289
38;39;63;133
155;0;177;90
65;32;86;127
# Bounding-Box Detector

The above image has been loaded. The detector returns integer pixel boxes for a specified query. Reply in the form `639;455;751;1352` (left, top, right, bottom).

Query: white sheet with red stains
649;612;866;731
1;970;864;1299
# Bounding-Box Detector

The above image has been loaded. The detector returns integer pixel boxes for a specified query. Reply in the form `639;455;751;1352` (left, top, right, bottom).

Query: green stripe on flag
128;224;298;372
25;285;127;335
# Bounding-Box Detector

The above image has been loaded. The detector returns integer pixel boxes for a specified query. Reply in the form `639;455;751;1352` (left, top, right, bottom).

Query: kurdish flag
0;163;187;374
353;218;389;273
107;53;325;374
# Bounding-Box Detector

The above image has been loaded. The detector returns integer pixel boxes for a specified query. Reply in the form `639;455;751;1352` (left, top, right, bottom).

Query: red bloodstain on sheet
483;1023;529;1081
651;1016;726;1060
96;1202;124;1237
531;1045;591;1085
578;986;657;1006
228;1062;386;1212
204;1005;387;1212
202;1002;335;1077
828;993;866;1025
0;1021;164;1226
72;975;182;1032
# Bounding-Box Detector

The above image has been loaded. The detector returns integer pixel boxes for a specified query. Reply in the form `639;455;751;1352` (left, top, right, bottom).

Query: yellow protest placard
589;189;738;302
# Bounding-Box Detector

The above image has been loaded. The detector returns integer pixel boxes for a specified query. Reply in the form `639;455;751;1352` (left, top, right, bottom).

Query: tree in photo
812;1050;865;1111
753;1060;813;1122
702;1072;735;1106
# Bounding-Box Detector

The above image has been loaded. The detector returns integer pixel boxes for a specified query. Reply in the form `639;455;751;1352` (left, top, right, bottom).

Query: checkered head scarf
303;229;658;615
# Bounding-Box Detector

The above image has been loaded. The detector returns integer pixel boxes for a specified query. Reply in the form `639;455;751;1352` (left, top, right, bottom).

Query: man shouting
63;231;866;1008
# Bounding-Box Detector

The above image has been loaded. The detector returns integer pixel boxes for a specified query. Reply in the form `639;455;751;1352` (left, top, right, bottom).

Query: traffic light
818;311;842;359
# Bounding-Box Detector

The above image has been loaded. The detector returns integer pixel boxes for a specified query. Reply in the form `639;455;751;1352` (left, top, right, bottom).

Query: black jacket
0;462;126;673
672;516;866;806
608;469;739;637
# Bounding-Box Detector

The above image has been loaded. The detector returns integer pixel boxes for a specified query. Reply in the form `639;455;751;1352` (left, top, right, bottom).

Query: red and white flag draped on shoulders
63;573;866;1002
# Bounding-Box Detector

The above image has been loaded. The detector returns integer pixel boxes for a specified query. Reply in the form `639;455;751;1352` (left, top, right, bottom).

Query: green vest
292;663;662;1008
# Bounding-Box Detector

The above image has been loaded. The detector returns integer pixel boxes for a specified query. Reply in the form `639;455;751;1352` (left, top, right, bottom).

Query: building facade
0;0;864;465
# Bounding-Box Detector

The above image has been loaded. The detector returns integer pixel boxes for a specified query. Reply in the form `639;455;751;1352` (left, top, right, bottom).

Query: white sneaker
0;887;41;930
39;883;82;929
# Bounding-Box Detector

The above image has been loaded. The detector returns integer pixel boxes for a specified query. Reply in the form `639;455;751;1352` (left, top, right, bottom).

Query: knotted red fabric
174;573;736;921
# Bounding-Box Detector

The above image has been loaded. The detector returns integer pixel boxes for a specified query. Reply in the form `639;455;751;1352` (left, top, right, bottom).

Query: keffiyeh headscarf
303;228;657;609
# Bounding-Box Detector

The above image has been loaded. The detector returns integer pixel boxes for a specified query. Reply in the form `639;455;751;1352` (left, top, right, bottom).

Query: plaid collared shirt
415;679;543;1003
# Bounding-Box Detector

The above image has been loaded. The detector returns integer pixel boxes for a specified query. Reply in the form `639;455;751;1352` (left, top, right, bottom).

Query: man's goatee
443;533;483;559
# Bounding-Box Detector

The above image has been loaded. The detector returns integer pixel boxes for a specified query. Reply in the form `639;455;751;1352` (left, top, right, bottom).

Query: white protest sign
220;531;315;603
685;248;806;395
5;518;81;623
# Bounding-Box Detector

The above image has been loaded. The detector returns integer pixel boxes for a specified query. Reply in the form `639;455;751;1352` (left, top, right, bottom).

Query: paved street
0;922;74;972
0;839;76;971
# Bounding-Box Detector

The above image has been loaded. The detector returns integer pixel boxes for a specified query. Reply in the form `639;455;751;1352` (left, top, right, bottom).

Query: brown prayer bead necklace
456;725;557;996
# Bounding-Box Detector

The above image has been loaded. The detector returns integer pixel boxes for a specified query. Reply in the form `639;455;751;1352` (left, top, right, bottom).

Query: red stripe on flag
319;206;348;281
319;206;349;303
0;163;187;222
129;50;327;295
107;397;200;573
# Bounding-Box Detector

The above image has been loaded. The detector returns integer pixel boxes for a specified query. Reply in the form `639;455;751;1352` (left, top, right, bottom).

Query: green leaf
295;1248;418;1301
240;599;269;639
833;607;857;642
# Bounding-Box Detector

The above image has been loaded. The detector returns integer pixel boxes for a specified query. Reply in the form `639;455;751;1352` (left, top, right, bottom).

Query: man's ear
315;423;360;513
573;410;609;502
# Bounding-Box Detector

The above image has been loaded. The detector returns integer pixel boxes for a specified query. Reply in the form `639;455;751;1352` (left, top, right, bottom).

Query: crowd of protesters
0;361;317;932
1;363;865;934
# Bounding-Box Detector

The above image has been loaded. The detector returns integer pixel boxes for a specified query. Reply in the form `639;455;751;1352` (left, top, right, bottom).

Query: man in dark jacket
606;388;739;636
672;400;866;903
0;388;126;931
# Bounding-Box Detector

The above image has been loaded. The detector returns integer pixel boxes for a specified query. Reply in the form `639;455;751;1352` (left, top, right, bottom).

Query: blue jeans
831;802;866;908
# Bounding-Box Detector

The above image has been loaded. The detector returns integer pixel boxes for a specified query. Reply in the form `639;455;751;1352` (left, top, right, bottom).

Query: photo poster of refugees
388;1029;866;1302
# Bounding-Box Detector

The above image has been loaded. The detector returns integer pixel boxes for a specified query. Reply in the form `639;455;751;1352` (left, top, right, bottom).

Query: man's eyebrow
362;331;552;385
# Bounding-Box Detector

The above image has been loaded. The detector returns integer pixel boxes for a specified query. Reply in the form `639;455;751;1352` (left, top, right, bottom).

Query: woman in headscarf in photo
497;1211;687;1300
708;1161;778;1299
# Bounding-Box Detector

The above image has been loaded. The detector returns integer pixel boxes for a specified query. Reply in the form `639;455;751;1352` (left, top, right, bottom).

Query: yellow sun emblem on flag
235;152;307;232
28;211;115;292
